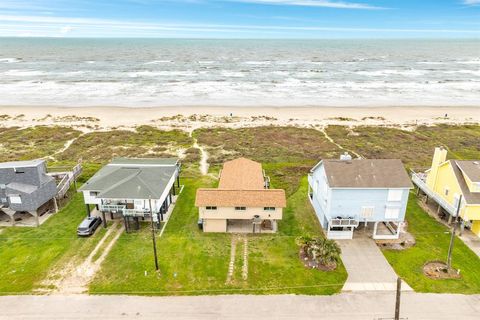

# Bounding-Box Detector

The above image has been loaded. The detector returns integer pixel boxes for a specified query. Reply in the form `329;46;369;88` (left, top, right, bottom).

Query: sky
0;0;479;38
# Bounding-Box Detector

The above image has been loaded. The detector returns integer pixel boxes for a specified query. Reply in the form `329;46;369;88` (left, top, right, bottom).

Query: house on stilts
79;158;181;231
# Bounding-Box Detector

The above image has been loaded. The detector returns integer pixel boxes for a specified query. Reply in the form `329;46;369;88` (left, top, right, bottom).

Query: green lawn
89;176;347;295
382;194;480;294
0;192;105;294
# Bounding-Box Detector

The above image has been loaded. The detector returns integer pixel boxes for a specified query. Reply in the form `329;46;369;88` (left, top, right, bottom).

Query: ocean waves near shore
0;38;479;107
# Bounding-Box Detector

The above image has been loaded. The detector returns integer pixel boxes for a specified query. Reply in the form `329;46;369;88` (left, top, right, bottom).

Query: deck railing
411;172;458;216
99;205;150;217
123;209;149;217
329;218;359;228
100;204;126;212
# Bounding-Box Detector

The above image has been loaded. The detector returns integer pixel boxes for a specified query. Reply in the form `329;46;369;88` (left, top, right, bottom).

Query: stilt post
102;211;107;228
53;197;59;213
447;195;462;270
85;204;91;217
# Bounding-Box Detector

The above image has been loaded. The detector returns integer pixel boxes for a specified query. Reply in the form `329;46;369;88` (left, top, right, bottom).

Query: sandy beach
0;105;478;131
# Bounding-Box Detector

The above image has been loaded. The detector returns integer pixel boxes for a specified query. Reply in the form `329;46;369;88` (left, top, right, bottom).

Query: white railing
123;209;149;217
56;174;71;198
72;163;82;178
411;172;458;216
329;218;359;228
100;204;126;212
99;205;150;217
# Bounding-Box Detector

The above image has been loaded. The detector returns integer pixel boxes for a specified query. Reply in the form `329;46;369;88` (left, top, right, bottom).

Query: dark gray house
0;159;58;226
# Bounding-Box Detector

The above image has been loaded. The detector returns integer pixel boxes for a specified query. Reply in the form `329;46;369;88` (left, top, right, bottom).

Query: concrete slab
338;235;412;292
459;230;480;258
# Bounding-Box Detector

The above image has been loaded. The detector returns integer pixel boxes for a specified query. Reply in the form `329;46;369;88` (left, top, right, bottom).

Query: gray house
79;158;181;231
0;159;58;226
308;154;413;240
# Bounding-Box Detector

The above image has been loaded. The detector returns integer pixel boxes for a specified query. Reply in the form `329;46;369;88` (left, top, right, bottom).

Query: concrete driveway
338;233;412;292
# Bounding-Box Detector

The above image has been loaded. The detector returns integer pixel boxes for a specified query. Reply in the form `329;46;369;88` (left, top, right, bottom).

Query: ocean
0;38;479;107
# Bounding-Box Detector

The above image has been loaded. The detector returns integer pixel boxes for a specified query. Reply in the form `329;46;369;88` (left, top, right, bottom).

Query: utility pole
447;195;462;270
149;197;159;272
394;277;401;320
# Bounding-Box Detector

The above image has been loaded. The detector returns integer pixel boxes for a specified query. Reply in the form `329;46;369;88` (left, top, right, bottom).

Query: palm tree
297;236;341;268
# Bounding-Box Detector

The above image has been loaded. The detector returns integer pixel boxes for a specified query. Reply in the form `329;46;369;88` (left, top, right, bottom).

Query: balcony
411;172;458;216
329;218;359;228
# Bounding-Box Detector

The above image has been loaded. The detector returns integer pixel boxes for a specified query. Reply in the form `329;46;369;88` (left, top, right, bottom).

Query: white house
79;158;180;230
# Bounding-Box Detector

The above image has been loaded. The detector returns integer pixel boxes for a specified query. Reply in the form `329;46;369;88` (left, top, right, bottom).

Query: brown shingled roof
218;158;265;190
322;159;413;188
196;157;286;208
451;160;480;205
195;189;286;207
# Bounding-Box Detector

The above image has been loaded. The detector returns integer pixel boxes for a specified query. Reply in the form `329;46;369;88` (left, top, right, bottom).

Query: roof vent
340;152;352;161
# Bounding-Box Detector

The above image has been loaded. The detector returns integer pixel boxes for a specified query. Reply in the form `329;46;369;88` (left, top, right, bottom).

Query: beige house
195;158;286;233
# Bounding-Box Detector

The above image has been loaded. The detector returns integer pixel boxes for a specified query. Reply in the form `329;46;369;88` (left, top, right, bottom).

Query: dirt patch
40;222;124;294
377;231;416;251
299;248;337;272
423;261;461;280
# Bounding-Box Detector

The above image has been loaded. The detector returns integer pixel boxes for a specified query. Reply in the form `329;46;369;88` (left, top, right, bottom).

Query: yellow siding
471;220;480;237
426;147;447;189
465;205;480;221
431;163;463;207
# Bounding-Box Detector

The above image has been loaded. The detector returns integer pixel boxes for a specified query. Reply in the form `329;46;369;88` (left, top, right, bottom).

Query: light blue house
308;153;413;239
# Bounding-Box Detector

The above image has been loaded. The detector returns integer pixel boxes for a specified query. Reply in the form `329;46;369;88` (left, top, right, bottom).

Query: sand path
41;222;124;295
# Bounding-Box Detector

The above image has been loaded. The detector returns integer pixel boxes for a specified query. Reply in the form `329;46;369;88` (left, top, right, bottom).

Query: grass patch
382;194;480;294
0;192;104;294
89;177;346;296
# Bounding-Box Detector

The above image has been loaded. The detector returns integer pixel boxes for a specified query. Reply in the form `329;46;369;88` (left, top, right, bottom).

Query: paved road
338;235;411;291
0;293;479;320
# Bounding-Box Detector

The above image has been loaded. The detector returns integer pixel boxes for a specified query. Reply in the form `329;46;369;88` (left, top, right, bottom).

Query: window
387;189;403;202
385;207;400;219
89;191;98;197
206;206;217;210
14;168;25;174
444;188;450;196
264;207;275;211
235;207;246;211
9;196;22;204
361;206;374;219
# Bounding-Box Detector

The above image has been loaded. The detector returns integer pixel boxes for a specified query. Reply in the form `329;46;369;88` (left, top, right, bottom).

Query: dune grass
0;126;81;162
57;125;193;163
382;194;480;294
324;124;480;170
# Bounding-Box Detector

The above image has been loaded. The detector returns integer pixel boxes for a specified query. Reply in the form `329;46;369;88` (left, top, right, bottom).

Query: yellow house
422;147;480;236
